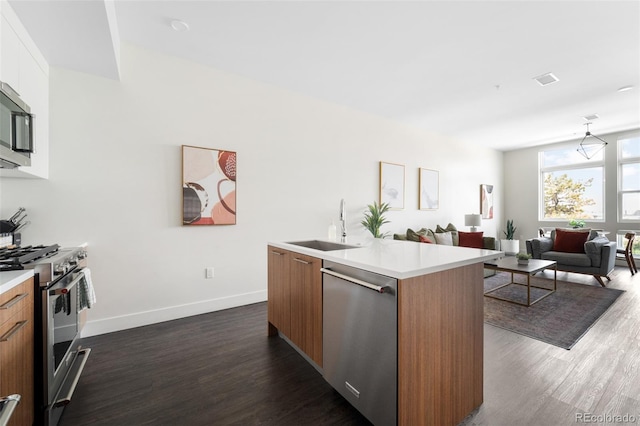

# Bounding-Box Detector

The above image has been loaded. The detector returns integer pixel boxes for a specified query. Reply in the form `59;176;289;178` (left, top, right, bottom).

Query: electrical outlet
205;267;214;279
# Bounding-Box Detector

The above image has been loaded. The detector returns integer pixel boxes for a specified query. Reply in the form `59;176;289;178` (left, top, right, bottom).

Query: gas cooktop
0;244;60;271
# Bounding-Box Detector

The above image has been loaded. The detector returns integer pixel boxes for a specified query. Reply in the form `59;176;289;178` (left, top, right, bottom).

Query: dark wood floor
61;266;639;426
60;301;371;426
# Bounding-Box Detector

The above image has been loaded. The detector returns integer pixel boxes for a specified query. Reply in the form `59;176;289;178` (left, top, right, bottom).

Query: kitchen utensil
14;221;30;232
13;213;27;226
8;207;25;223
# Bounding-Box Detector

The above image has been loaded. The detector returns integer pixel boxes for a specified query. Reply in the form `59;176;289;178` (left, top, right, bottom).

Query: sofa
393;223;497;250
525;228;616;287
393;223;497;277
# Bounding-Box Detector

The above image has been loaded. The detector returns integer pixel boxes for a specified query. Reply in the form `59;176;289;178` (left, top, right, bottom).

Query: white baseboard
81;290;267;337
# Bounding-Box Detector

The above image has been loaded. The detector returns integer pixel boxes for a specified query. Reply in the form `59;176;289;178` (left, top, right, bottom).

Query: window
539;147;604;221
618;134;640;222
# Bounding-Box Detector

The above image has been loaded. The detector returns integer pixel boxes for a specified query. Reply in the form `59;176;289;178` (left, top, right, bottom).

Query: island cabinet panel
267;246;291;337
397;263;484;426
267;246;322;367
0;277;35;426
289;253;322;367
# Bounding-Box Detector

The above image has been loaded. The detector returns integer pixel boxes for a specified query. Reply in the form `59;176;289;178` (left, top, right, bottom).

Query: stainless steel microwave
0;80;33;168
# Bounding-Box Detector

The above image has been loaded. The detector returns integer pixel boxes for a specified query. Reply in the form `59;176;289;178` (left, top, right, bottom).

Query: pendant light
577;122;607;160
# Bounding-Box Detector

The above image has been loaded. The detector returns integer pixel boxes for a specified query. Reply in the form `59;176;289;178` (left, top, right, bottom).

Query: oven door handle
53;348;91;408
50;270;84;295
0;394;21;426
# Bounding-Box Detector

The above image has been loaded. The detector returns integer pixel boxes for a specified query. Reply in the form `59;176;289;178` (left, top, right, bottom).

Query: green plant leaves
503;219;517;240
361;201;391;238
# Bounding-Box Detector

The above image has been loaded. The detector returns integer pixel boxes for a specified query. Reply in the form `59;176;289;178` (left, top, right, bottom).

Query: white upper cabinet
0;1;49;179
0;13;21;92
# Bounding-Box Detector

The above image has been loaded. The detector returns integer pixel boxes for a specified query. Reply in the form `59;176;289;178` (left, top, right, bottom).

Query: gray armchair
526;231;616;287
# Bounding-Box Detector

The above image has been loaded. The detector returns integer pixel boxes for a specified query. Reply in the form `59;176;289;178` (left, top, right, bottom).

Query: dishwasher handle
321;268;387;293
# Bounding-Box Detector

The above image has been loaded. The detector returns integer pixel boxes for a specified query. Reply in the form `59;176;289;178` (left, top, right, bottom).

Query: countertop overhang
269;238;503;279
0;270;35;295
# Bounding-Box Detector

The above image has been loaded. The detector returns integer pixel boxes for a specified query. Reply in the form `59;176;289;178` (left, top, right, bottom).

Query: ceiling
8;0;640;151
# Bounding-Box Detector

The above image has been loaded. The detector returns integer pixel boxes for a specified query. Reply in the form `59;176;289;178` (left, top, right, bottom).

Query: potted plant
361;201;391;238
568;219;586;229
500;219;519;255
516;252;532;265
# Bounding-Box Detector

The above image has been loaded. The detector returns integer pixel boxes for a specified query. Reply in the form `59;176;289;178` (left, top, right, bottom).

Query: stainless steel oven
0;244;91;426
41;267;91;426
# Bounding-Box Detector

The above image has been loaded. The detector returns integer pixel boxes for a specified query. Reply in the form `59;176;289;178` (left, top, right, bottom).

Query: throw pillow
419;235;434;244
458;231;484;248
553;228;590;253
406;228;428;242
551;228;593;241
435;223;459;246
434;231;453;246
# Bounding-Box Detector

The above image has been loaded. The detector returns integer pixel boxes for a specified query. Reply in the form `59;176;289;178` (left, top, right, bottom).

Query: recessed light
583;114;599;121
170;19;190;32
533;72;559;86
617;85;633;92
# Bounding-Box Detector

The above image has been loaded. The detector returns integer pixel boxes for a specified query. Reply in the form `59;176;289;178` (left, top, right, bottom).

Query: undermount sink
286;240;360;251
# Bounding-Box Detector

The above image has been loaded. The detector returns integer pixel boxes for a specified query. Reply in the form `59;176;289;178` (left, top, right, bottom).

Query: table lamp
464;214;482;232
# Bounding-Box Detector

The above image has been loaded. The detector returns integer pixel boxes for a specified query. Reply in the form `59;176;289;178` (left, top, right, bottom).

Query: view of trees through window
543;172;596;218
540;148;604;220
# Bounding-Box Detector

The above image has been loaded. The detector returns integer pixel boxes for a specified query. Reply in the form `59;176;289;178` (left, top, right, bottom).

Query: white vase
500;239;519;255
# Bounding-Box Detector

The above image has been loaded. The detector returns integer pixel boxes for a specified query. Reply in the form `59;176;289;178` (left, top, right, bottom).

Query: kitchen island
267;238;502;426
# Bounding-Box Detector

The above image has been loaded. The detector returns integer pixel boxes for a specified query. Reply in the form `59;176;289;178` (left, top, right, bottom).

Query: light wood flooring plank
463;267;640;425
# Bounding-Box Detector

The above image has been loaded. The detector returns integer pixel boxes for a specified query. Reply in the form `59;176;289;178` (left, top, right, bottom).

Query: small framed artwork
182;145;237;225
419;168;439;210
480;184;494;219
380;161;405;209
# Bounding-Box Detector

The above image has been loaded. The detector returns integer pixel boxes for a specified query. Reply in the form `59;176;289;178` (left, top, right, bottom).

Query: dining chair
616;232;638;275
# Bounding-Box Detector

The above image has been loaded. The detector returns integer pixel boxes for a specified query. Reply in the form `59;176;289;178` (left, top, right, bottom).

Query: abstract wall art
380;161;405;209
480;184;494;219
419;168;439;210
182;145;236;225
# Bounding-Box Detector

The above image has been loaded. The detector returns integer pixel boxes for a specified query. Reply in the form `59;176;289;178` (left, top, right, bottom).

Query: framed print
182;145;237;225
380;161;405;209
419;168;439;210
480;184;494;219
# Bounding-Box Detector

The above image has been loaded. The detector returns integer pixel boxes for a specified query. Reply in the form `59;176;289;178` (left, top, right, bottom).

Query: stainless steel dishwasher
322;260;397;426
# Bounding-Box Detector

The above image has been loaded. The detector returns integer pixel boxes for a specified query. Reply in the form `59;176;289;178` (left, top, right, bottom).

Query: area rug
483;272;624;349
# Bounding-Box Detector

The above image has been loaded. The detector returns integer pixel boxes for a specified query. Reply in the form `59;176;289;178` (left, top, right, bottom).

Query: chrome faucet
339;199;347;243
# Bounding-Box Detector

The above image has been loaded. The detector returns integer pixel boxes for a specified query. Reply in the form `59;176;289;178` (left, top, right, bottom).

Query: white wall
504;128;640;251
0;43;502;336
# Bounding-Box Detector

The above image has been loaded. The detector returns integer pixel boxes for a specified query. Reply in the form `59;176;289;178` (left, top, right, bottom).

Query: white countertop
269;238;503;279
0;270;34;295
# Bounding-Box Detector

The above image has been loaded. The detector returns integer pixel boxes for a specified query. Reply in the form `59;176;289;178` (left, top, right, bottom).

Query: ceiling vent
533;72;559;86
583;113;599;121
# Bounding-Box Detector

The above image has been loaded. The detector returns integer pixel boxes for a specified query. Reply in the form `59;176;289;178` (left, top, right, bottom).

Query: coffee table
483;258;557;306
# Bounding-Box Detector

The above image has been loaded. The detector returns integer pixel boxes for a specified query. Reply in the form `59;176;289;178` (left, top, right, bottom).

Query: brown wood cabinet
267;246;322;367
289;252;322;366
397;263;483;426
267;246;291;337
0;276;35;426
